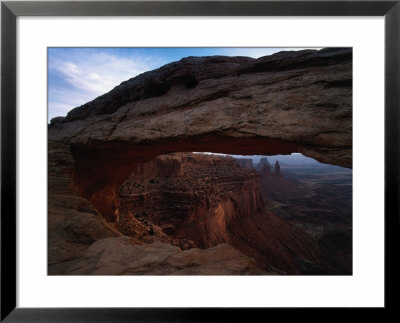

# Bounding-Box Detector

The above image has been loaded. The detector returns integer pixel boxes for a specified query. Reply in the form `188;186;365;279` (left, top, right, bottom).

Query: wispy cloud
50;53;151;94
48;49;162;121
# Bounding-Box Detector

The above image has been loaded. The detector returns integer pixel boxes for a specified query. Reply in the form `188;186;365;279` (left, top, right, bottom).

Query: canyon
48;48;352;275
114;153;351;274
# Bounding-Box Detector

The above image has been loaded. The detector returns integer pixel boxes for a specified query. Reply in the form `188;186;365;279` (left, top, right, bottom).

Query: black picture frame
1;0;399;321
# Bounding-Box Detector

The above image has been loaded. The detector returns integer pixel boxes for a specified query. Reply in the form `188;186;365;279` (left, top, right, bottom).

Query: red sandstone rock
118;152;323;274
48;48;352;222
119;153;262;248
47;48;352;275
48;141;120;274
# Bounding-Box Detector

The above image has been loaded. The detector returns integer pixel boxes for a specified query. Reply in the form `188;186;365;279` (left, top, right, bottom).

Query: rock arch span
49;48;352;222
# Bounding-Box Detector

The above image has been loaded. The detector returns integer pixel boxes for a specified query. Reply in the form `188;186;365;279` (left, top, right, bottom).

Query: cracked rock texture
118;152;321;274
48;48;352;275
50;48;352;164
48;48;352;223
48;141;120;274
66;236;266;275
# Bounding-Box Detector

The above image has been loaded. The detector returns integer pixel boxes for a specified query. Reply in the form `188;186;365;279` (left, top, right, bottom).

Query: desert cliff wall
118;153;321;273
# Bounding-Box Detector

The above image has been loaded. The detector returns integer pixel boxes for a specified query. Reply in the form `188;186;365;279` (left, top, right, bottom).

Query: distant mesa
249;157;281;177
255;157;271;171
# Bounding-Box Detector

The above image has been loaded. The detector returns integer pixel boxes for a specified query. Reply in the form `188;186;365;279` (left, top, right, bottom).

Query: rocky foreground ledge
66;237;266;275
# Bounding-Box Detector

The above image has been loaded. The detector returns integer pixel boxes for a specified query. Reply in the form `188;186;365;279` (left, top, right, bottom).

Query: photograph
48;47;353;276
2;0;397;319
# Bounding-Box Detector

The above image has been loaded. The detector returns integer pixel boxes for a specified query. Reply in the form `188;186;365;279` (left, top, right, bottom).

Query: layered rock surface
119;153;264;250
48;48;352;223
49;145;263;274
50;48;352;161
48;48;352;275
48;141;120;274
118;152;324;274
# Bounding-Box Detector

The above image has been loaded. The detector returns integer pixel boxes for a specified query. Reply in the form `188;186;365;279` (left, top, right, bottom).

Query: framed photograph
1;0;399;321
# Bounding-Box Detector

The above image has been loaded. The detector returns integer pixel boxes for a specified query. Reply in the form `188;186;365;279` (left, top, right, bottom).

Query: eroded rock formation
48;48;352;275
117;153;324;274
273;161;281;177
118;153;264;249
48;141;120;274
49;48;352;223
256;157;271;172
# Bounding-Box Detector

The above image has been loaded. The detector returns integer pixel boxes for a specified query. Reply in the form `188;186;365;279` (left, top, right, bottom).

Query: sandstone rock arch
49;48;352;223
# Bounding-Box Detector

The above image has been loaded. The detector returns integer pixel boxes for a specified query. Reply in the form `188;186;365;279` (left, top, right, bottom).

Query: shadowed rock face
48;141;121;274
119;153;265;249
49;48;352;223
117;152;326;274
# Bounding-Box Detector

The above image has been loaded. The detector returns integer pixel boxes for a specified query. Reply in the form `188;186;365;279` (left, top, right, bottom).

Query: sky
48;47;316;121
